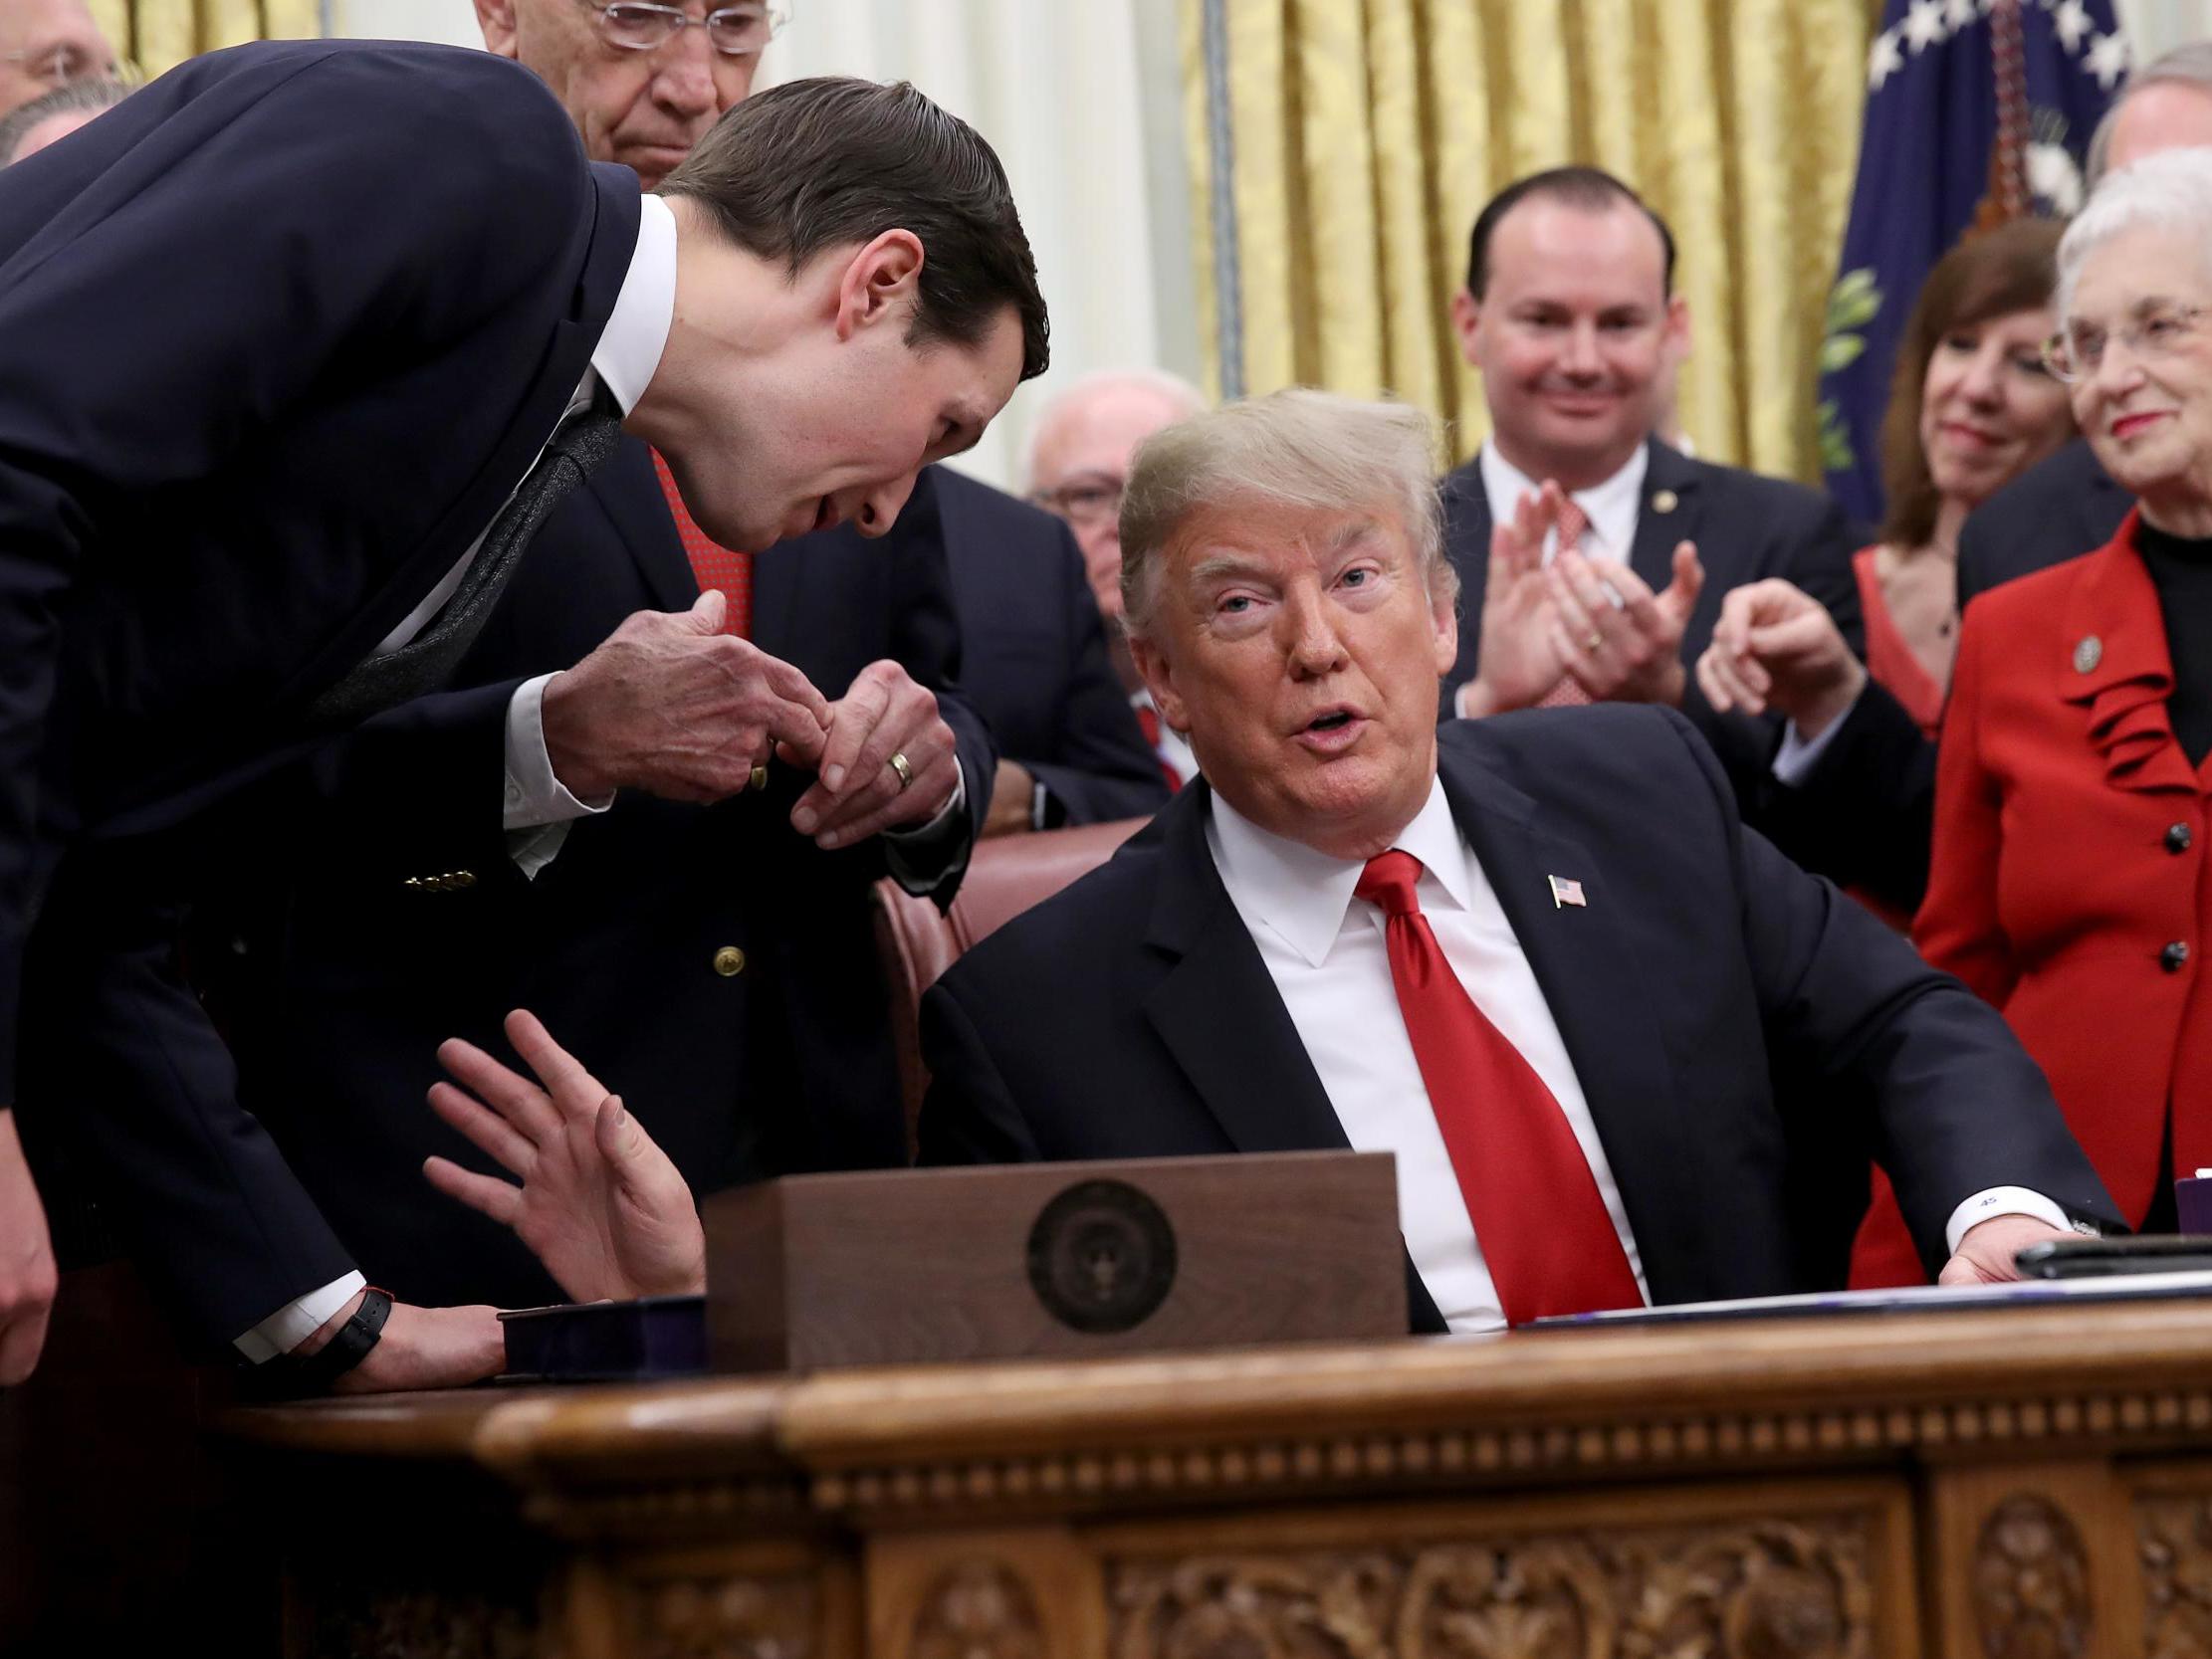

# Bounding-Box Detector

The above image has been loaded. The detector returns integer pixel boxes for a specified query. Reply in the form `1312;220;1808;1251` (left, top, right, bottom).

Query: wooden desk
222;1299;2212;1658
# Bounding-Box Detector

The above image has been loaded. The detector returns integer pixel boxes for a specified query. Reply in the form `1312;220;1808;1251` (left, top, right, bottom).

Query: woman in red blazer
1851;151;2212;1283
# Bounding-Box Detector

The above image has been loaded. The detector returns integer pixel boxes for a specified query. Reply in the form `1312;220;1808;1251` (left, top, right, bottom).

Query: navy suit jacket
930;469;1171;826
200;436;996;1312
2;42;641;1342
918;710;2115;1330
1438;440;1863;800
1957;439;2132;614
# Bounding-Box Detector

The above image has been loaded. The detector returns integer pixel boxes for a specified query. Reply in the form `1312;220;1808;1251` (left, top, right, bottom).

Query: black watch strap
286;1286;393;1394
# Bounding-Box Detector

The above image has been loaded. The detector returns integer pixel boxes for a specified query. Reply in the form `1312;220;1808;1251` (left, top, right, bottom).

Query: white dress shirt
1204;777;2069;1335
1208;778;1647;1331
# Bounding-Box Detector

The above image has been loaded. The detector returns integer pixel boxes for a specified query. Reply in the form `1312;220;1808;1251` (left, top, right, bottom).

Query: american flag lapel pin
1548;874;1587;910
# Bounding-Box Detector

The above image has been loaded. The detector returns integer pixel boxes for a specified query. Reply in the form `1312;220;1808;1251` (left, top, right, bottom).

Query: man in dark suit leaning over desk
436;392;2119;1336
0;42;1047;1389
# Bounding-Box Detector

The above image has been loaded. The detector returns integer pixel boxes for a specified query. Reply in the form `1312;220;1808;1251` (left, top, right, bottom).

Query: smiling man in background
1438;168;1860;798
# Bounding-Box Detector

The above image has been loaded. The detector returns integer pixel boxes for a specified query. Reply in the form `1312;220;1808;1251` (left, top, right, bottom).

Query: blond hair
1118;388;1455;639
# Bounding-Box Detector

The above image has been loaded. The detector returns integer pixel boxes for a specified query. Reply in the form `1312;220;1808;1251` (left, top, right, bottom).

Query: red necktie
1534;495;1593;710
652;448;751;639
1356;850;1642;1325
1133;703;1184;792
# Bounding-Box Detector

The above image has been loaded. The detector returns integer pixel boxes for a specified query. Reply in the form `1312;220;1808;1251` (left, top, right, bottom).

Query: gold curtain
89;0;320;80
1181;0;1876;482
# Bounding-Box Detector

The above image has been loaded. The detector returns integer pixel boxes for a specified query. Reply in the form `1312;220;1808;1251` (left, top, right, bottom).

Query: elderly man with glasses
1025;369;1211;790
0;0;116;118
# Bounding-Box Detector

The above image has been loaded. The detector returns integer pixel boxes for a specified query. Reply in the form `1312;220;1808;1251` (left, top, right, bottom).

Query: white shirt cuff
882;762;968;894
234;1270;366;1362
505;673;613;880
1769;688;1862;785
1944;1186;2076;1256
505;673;613;830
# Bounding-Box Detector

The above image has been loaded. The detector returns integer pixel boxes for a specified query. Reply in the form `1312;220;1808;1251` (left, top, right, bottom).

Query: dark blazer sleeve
0;45;593;1099
1026;525;1174;826
1747;679;1936;912
21;842;356;1347
873;478;993;898
1660;713;2118;1267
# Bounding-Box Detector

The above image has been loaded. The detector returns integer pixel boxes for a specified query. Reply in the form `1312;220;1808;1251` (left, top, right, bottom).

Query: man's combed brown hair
661;77;1049;382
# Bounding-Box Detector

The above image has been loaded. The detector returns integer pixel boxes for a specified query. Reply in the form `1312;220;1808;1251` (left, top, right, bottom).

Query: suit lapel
1625;439;1702;595
1140;788;1354;1157
1436;742;1700;1304
589;437;703;616
1439;459;1493;698
1137;787;1446;1333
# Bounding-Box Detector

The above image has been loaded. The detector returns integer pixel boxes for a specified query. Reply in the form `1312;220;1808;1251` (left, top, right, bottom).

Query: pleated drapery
89;0;319;80
1183;0;1877;482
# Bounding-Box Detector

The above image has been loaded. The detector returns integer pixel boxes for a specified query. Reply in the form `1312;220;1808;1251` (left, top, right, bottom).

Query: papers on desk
1528;1269;2212;1329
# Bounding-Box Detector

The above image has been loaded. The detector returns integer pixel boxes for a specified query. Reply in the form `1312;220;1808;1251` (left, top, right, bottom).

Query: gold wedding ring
748;764;770;792
888;751;914;792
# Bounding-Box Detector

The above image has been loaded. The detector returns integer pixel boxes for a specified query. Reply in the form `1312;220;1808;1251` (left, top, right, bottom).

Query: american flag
1549;875;1587;910
1819;0;2124;524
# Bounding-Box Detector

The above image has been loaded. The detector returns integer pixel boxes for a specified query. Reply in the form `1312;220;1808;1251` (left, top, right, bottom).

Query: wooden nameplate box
702;1150;1407;1371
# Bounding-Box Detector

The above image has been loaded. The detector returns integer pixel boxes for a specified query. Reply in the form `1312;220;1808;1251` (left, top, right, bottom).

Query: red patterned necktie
1133;702;1184;792
1534;495;1594;710
652;448;751;639
1356;850;1642;1325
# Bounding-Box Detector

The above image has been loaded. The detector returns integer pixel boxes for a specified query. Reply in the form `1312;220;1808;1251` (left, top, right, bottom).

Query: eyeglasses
2042;302;2212;384
2;43;119;88
1029;473;1124;529
583;0;785;56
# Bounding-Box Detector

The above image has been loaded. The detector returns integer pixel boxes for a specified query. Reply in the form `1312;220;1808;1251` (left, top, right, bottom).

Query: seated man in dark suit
0;46;1047;1391
1438;167;1861;805
433;391;2117;1332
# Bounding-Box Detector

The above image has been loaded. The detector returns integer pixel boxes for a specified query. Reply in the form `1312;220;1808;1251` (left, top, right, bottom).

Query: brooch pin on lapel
1548;875;1587;909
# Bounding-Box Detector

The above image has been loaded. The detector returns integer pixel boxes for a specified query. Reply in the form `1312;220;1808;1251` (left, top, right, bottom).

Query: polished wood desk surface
228;1298;2212;1478
218;1300;2212;1658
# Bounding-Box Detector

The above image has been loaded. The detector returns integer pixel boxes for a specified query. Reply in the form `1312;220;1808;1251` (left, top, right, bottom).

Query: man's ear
1662;292;1691;357
1429;577;1459;679
1129;632;1189;734
473;0;521;58
1449;287;1483;369
833;230;927;341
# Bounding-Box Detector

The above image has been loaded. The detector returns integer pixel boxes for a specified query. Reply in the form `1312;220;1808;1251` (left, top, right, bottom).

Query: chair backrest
871;817;1148;1146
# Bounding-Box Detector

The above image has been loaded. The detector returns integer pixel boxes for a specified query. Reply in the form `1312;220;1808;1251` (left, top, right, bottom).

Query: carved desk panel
221;1299;2212;1659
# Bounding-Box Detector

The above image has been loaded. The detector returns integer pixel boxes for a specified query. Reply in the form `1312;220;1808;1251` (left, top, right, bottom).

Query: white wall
2120;0;2212;57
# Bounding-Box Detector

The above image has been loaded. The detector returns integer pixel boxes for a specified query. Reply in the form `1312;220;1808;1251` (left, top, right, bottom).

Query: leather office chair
872;817;1148;1147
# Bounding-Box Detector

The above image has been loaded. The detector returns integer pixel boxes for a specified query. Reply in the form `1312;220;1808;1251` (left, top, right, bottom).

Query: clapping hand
1460;484;1578;717
424;1010;706;1303
1547;541;1703;707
